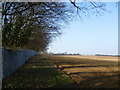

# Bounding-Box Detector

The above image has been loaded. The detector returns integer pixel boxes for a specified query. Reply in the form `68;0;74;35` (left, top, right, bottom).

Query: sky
48;2;118;55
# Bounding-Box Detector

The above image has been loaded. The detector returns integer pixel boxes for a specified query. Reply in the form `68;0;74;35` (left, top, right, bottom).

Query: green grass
2;55;75;88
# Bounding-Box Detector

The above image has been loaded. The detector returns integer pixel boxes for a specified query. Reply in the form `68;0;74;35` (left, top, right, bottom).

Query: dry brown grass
56;55;118;61
48;55;119;88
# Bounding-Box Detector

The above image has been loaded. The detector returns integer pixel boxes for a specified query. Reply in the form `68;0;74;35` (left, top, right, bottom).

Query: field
2;55;119;88
48;55;119;88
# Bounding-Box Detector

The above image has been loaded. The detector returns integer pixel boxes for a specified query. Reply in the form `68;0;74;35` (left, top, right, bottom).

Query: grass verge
2;55;76;88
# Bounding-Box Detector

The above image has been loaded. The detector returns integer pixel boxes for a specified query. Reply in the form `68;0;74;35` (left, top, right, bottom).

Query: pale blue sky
48;2;118;55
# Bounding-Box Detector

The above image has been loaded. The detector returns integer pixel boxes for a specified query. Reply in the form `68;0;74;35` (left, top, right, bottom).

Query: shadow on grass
2;55;75;88
48;56;119;88
68;72;118;75
78;74;119;88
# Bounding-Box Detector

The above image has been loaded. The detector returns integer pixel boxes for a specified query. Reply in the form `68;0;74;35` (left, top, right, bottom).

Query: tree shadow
69;71;118;75
2;55;78;88
77;74;119;88
50;82;79;88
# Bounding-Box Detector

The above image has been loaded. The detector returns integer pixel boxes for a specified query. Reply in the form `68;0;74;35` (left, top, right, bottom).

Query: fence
2;48;40;78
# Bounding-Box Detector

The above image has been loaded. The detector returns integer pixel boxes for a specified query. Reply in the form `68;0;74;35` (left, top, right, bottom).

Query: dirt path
48;55;119;88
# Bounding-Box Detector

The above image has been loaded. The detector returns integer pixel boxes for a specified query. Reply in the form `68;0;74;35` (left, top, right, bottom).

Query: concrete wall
2;48;40;78
0;3;2;90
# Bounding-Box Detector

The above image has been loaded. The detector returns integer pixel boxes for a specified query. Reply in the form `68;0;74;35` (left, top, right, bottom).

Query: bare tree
2;1;106;51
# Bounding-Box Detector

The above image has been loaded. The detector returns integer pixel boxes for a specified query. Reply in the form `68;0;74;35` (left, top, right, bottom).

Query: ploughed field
48;55;119;88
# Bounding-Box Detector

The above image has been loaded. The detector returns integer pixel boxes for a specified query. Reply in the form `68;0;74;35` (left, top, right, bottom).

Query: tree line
2;1;106;52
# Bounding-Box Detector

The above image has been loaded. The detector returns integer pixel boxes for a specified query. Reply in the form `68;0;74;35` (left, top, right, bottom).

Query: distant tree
95;54;102;56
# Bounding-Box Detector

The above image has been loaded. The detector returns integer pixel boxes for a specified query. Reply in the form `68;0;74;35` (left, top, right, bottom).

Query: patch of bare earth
48;55;119;88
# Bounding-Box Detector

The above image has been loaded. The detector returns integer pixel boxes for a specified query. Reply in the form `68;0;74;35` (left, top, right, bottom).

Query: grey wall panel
2;48;40;78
